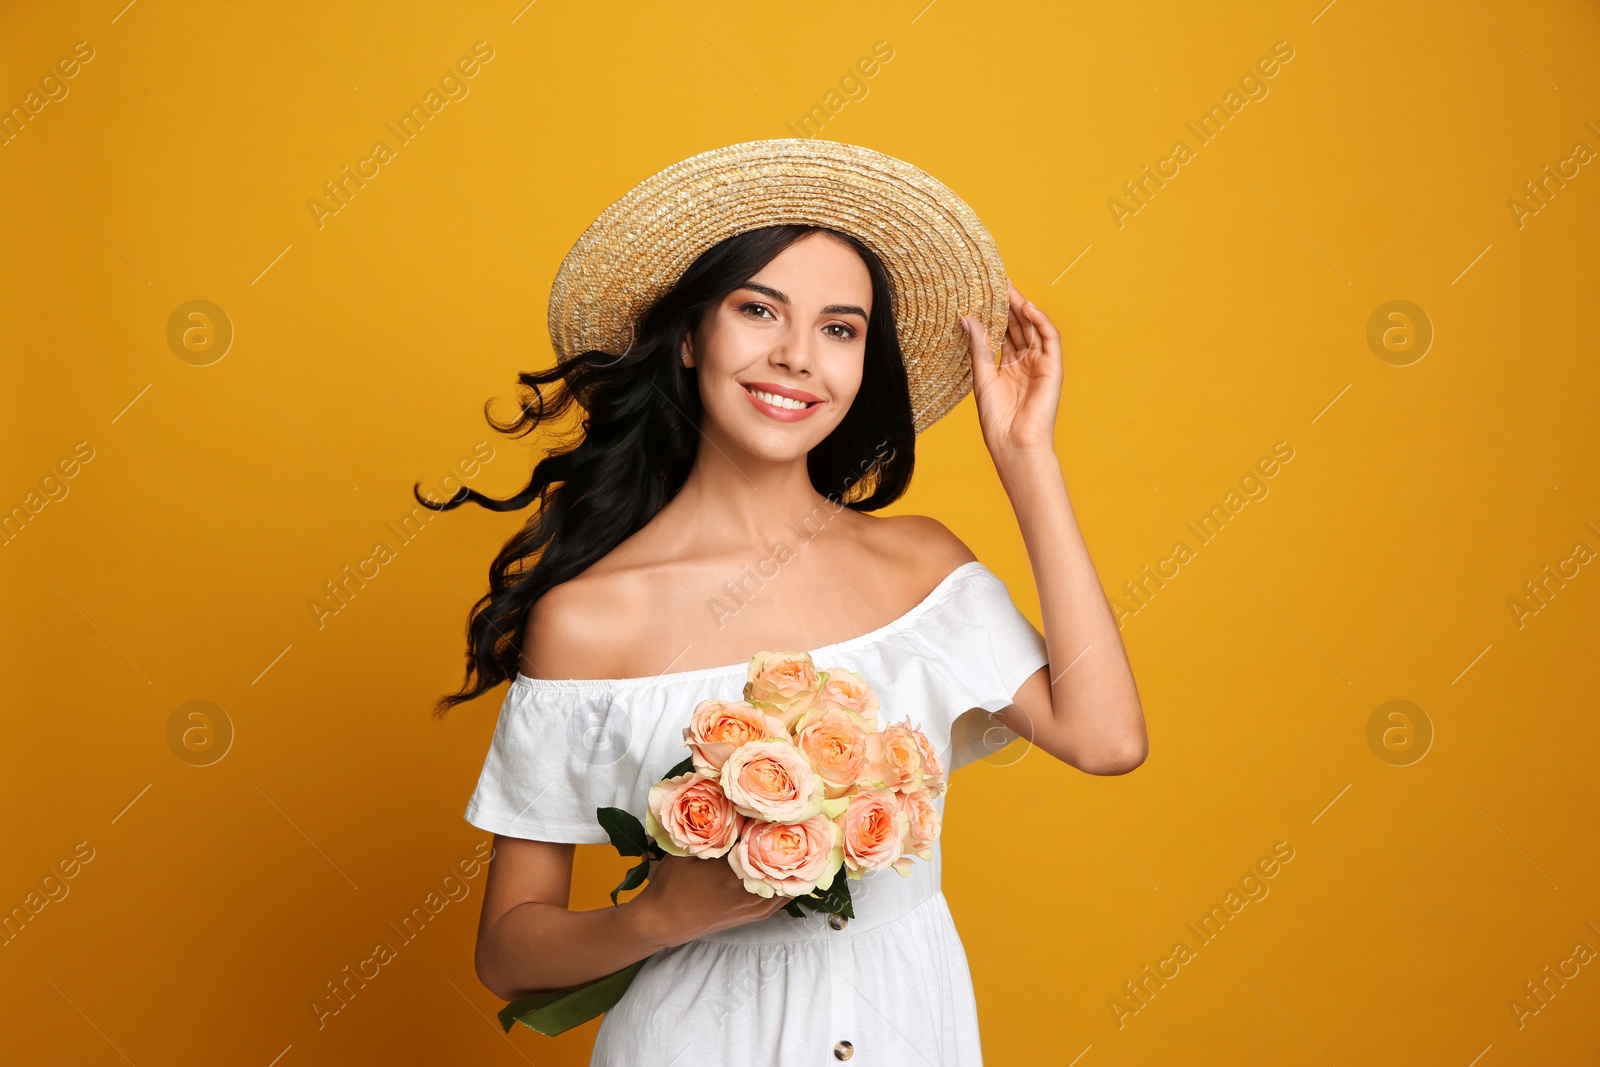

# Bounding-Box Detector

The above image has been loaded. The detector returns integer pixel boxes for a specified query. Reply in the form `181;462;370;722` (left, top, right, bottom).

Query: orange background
4;1;1599;1063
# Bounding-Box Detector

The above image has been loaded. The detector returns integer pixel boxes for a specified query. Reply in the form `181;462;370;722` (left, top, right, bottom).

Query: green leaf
772;873;859;920
794;874;855;918
595;806;650;858
497;957;649;1036
663;755;696;778
609;856;651;908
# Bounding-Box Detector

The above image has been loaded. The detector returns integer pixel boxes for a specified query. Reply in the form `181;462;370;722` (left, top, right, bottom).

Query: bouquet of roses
631;649;945;916
499;649;946;1036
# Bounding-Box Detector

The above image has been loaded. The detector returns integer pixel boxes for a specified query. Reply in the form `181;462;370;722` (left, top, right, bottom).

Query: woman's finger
1005;287;1029;359
1017;283;1043;355
965;315;997;393
1024;299;1061;357
1007;311;1028;361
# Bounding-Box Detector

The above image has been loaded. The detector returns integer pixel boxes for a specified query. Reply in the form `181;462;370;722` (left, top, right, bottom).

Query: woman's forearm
997;447;1147;771
476;896;669;1000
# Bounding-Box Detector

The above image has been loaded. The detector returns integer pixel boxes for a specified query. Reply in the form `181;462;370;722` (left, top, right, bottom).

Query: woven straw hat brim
547;139;1008;436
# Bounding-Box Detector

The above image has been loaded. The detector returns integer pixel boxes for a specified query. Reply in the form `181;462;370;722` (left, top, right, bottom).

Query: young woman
428;141;1147;1064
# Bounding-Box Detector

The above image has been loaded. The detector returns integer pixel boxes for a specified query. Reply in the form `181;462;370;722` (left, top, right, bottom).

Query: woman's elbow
474;939;519;1003
1078;737;1147;776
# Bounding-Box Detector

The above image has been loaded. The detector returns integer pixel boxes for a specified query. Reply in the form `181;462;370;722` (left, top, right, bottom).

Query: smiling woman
415;220;917;712
419;139;1146;1065
685;233;876;433
722;274;869;417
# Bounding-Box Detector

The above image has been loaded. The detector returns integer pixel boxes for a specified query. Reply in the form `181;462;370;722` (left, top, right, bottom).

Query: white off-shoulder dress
464;560;1049;1066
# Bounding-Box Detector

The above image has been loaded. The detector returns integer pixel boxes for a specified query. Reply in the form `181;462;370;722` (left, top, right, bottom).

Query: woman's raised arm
959;283;1148;776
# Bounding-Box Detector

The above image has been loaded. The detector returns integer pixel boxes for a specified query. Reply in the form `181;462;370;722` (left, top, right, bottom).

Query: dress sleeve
463;682;636;845
953;565;1050;711
935;565;1050;771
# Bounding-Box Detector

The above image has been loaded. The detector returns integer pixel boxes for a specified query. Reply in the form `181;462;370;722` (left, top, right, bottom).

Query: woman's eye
738;302;855;339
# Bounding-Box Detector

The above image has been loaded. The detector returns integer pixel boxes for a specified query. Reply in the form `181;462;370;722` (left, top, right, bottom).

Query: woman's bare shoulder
865;513;981;585
519;516;978;679
518;563;652;680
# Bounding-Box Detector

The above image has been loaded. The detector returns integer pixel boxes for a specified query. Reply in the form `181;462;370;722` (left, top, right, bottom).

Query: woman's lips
742;384;821;422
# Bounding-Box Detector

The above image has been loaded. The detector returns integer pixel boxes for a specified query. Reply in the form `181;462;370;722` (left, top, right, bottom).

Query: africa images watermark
1508;921;1599;1031
306;41;496;230
1108;839;1296;1029
1;39;96;148
704;439;898;629
2;841;97;948
308;441;497;629
2;440;95;548
1107;40;1296;229
310;839;493;1030
1111;440;1296;628
1505;120;1599;231
781;39;895;139
1505;519;1597;631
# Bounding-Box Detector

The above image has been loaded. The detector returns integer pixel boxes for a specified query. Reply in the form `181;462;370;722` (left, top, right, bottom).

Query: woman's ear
680;335;693;368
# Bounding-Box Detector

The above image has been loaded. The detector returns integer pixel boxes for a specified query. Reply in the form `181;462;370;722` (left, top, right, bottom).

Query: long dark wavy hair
419;224;917;714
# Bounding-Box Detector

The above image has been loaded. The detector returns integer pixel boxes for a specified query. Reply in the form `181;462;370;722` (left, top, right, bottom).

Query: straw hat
546;138;1009;436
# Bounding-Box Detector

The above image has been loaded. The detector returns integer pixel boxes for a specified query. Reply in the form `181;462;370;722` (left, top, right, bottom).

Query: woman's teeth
746;387;813;410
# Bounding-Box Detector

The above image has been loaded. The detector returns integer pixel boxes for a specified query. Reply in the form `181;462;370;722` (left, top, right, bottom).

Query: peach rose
911;724;946;798
793;706;872;800
794;667;880;733
899;788;941;863
743;651;821;731
727;812;845;898
682;699;787;777
840;787;910;879
859;722;927;794
644;772;739;859
719;737;826;823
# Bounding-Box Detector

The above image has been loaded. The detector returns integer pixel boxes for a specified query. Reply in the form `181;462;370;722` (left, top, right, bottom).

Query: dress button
828;913;848;930
833;1039;854;1060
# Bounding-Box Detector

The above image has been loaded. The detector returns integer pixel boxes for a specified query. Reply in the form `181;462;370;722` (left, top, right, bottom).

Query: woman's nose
770;330;816;375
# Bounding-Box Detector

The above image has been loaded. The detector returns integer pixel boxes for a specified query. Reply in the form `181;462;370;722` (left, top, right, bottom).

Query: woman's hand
629;853;792;948
962;280;1064;464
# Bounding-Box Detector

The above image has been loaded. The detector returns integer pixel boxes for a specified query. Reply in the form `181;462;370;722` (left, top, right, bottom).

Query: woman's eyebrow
735;281;868;319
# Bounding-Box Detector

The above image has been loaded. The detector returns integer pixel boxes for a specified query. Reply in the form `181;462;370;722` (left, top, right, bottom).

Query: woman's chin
706;409;832;460
725;427;829;465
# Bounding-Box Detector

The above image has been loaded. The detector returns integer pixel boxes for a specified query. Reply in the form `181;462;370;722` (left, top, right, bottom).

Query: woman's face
682;231;872;463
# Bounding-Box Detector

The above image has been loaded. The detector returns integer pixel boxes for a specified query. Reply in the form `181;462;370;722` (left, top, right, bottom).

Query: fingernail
960;317;971;336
